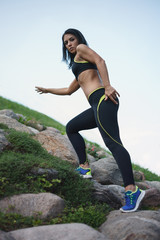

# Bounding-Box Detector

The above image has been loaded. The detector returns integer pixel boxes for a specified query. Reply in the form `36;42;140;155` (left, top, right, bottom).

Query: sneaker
75;167;92;179
120;186;145;213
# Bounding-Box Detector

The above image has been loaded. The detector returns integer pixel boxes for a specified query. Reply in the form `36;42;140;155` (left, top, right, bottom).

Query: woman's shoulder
76;44;89;52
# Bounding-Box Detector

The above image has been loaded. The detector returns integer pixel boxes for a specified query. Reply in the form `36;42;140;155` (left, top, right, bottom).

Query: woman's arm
76;44;120;104
35;79;80;95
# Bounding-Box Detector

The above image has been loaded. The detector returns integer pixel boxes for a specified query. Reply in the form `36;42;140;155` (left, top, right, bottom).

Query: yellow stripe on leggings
97;95;123;147
88;87;104;100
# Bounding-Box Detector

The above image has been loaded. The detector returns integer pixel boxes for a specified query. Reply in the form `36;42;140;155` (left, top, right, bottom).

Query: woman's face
63;34;79;54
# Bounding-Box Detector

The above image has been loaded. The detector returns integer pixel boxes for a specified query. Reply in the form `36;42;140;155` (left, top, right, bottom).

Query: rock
6;223;108;240
136;181;152;190
133;170;145;181
0;130;10;152
96;150;109;159
99;210;160;240
0;115;34;134
136;180;160;192
0;231;15;240
33;127;79;165
142;188;160;207
90;157;123;185
90;157;146;186
26;120;45;131
0;193;65;219
145;181;160;192
92;180;124;208
0;110;18;120
27;126;39;134
87;154;96;163
30;167;59;180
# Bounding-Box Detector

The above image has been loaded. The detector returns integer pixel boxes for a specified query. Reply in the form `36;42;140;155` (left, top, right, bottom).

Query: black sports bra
72;58;97;80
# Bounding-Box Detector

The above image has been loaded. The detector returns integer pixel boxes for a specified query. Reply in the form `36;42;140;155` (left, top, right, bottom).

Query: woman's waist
88;87;105;106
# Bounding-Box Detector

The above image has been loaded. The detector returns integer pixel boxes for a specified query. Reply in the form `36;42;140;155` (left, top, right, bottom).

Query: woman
35;28;145;212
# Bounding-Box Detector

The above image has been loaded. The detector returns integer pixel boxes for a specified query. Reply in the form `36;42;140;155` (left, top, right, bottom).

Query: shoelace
125;193;135;205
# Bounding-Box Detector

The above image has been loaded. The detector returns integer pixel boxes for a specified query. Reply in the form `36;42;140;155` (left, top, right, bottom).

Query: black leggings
66;88;134;187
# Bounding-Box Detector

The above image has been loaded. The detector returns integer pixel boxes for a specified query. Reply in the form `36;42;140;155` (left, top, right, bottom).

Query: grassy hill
0;96;65;134
0;95;159;231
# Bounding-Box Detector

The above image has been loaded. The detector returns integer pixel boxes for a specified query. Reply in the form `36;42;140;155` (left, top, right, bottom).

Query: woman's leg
66;108;97;165
93;97;135;187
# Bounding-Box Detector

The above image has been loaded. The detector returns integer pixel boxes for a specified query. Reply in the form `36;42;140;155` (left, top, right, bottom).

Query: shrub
57;169;93;206
0;202;111;231
50;203;111;229
0;212;44;231
0;123;9;129
6;130;48;156
0;151;58;197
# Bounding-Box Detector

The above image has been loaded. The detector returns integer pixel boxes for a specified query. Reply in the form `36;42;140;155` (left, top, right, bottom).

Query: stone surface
0;193;65;219
27;126;39;134
30;167;59;180
0;110;19;120
92;180;124;208
90;157;123;185
87;154;96;163
99;210;160;240
0;115;33;134
33;127;79;165
6;223;107;240
136;181;152;190
96;150;110;159
0;130;10;152
141;188;160;207
0;231;15;240
133;170;145;181
145;180;160;191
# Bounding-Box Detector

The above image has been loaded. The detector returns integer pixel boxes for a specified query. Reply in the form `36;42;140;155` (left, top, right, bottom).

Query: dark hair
62;28;88;68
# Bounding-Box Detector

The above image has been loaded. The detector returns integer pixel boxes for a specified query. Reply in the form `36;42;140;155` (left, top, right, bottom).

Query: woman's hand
104;85;120;104
35;86;48;94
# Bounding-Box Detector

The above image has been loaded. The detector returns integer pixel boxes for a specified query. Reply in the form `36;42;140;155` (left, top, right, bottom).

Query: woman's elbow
66;89;73;96
96;58;106;66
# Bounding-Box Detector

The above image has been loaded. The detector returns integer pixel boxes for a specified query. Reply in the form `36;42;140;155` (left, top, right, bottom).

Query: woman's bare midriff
77;69;104;99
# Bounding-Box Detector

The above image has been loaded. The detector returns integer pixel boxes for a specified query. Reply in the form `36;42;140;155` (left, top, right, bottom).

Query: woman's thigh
95;98;122;146
66;107;97;133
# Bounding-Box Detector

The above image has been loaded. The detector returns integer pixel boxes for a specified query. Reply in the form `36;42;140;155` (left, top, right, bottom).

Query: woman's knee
66;120;76;134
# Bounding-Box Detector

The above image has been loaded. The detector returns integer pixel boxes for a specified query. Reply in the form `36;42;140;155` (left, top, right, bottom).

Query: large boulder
0;193;65;219
141;188;160;207
145;181;160;191
92;180;124;208
33;127;79;165
0;115;33;134
4;223;107;240
99;210;160;240
90;157;123;185
0;231;15;240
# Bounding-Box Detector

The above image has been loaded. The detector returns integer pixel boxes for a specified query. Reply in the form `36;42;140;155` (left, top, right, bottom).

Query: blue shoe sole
120;190;145;213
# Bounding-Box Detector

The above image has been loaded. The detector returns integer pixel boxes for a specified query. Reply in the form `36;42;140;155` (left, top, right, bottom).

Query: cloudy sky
1;0;160;175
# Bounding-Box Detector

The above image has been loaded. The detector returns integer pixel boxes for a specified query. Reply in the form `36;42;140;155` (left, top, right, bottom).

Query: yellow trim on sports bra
74;57;88;63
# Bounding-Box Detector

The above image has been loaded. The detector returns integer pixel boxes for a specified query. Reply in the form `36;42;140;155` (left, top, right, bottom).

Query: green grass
132;163;160;181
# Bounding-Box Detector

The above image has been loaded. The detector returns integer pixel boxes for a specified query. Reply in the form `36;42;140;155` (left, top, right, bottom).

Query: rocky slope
0;109;160;240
